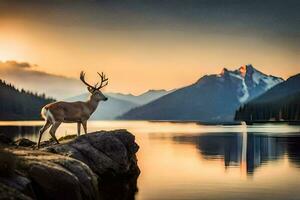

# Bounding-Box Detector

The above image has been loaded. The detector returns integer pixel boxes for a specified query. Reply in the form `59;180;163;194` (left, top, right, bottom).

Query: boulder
0;129;140;200
14;138;36;147
4;148;99;200
45;129;140;178
0;182;32;200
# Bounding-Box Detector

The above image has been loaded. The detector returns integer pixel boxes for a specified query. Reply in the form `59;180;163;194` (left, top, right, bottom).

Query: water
1;121;300;200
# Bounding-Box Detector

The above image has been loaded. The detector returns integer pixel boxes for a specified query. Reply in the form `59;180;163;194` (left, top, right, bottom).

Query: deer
37;71;108;148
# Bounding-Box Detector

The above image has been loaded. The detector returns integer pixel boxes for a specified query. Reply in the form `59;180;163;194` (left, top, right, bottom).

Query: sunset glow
0;1;299;96
0;1;299;199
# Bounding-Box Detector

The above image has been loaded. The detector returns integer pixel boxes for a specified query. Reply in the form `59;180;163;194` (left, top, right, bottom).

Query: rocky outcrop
45;129;140;178
0;129;140;200
0;182;32;200
14;138;36;147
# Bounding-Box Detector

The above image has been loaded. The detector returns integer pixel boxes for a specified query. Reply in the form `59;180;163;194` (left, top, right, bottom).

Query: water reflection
99;177;138;200
173;132;300;175
285;136;300;168
0;125;41;141
2;121;300;200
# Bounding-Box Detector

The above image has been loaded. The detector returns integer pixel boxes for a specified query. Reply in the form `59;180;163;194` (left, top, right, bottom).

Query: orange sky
0;1;299;95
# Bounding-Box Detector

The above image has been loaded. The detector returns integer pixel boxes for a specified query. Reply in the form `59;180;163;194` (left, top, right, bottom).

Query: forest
0;79;55;120
235;92;300;122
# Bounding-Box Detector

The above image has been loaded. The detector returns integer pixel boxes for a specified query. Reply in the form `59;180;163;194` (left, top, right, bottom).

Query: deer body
42;97;102;123
37;71;108;148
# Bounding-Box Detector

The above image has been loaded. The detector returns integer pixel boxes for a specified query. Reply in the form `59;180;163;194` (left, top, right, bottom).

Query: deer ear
87;87;94;93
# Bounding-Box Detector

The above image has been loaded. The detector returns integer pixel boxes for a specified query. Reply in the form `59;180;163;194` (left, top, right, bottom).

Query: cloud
0;60;83;100
0;60;33;69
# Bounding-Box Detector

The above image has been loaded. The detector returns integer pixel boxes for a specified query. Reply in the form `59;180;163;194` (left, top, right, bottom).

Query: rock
0;129;140;200
0;175;35;199
9;149;99;200
0;149;16;177
45;129;140;178
0;182;32;200
14;139;36;147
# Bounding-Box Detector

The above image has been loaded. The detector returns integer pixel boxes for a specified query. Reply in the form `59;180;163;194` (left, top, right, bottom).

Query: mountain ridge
120;65;283;122
65;89;172;120
106;89;172;105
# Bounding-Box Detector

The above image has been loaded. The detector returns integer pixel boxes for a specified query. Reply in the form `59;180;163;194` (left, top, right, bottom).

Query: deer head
80;71;108;102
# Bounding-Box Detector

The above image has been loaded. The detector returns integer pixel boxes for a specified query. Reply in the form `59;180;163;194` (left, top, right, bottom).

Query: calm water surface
1;121;300;200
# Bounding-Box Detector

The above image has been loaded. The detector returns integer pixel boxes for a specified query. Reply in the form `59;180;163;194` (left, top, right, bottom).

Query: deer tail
41;107;55;123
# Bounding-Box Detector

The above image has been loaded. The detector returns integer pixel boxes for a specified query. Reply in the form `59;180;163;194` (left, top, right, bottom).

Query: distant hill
107;89;173;105
235;74;300;122
0;79;55;120
65;93;139;120
66;89;172;120
120;65;283;122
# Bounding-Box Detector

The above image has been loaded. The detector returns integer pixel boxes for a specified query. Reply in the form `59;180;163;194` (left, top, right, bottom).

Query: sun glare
0;40;27;62
0;22;31;62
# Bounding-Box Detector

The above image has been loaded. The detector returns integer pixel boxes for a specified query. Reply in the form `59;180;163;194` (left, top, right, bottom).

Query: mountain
238;73;300;104
120;65;283;122
65;89;172;120
0;79;55;120
107;89;173;105
235;74;300;122
65;93;138;120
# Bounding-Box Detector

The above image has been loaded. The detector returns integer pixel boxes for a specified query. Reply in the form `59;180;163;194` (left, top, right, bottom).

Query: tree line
235;92;300;122
0;79;55;120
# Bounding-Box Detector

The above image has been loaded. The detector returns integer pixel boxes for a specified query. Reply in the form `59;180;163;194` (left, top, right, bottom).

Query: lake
1;121;300;200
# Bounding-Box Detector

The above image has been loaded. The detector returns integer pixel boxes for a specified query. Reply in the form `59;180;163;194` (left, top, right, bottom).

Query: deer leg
77;122;81;136
49;122;61;144
82;121;87;134
37;120;52;149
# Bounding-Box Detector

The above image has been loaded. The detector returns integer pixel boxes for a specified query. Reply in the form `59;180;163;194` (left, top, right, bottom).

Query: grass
58;134;77;142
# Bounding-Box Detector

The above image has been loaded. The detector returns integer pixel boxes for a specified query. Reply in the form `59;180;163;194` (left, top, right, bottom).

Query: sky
0;0;299;97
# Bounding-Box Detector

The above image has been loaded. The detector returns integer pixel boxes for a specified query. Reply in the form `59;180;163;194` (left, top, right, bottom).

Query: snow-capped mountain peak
238;65;247;77
121;64;284;122
220;67;229;76
214;64;283;103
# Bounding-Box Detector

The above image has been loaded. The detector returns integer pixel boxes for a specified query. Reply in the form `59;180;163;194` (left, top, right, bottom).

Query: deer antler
80;71;96;90
96;72;108;90
80;71;108;90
